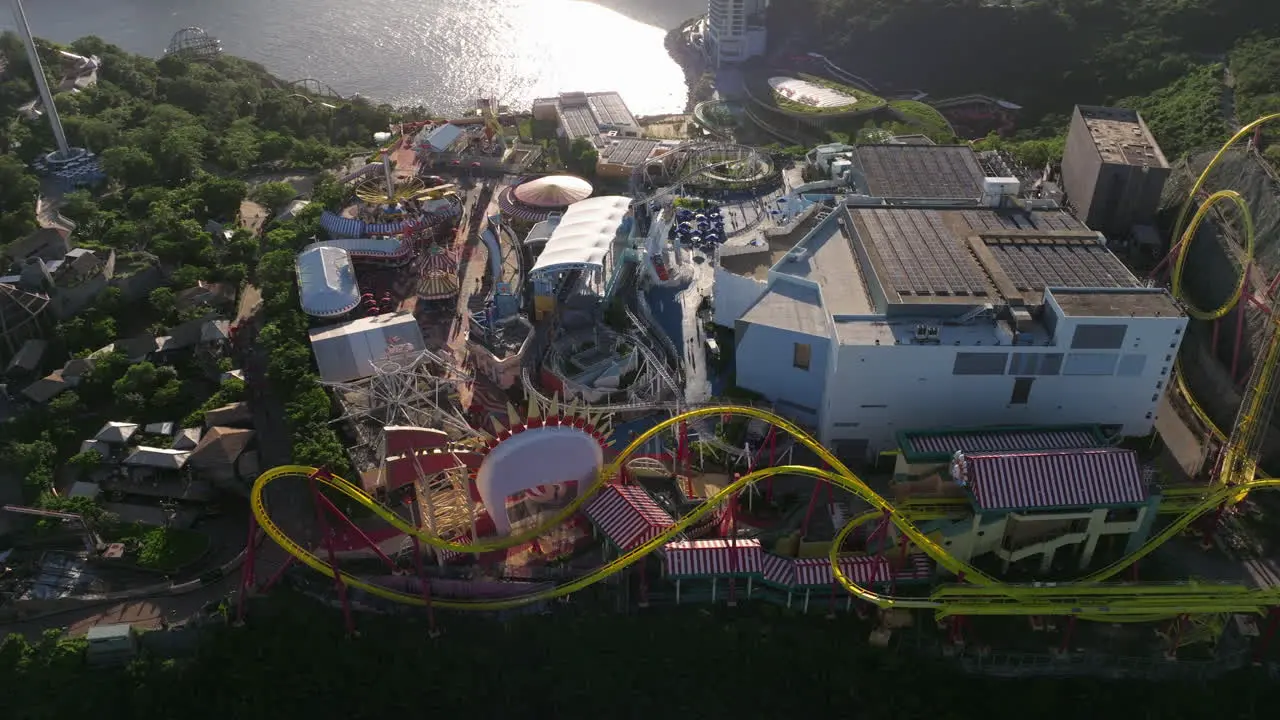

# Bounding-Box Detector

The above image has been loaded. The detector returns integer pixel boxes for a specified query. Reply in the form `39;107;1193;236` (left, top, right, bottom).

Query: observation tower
10;0;103;188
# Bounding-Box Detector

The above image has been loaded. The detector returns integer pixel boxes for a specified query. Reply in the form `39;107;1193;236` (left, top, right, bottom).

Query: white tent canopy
309;311;428;383
529;195;631;276
297;246;360;317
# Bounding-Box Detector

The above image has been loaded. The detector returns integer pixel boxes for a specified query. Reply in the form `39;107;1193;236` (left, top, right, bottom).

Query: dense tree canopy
771;0;1280;157
1;596;1279;719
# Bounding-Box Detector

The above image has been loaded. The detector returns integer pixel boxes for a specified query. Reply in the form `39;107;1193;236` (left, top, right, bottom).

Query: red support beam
727;489;739;606
1060;616;1077;653
309;470;355;636
1212;317;1221;359
766;426;777;501
236;513;258;624
1232;273;1251;383
314;492;399;573
260;555;295;594
799;481;823;541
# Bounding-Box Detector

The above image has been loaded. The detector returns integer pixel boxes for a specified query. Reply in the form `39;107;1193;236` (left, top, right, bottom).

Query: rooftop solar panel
855;145;985;200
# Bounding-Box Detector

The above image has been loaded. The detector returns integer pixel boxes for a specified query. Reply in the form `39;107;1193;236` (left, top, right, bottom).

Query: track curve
250;116;1280;619
251;406;1280;617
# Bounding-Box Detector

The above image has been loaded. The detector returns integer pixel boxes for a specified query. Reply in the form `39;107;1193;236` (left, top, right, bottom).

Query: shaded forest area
769;0;1280;157
1;596;1278;719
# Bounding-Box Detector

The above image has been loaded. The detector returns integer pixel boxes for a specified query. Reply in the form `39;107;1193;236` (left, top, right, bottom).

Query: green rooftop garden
887;100;957;140
750;72;886;117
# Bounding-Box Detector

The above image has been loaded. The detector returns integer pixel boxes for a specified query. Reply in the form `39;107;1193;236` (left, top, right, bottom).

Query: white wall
822;315;1186;456
712;265;768;327
736;322;829;422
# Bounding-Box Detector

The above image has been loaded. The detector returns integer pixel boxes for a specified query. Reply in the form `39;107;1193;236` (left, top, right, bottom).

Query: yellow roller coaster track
249;116;1280;620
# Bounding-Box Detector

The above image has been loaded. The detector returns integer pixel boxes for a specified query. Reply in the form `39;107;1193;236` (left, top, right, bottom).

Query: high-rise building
1060;105;1170;237
704;0;770;68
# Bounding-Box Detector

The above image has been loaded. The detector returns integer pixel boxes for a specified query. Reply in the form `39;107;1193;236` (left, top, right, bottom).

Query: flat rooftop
1077;105;1168;168
1050;288;1182;318
588;92;638;128
773;211;874;317
849;206;1138;305
718;208;830;281
558;105;597;139
740;281;829;336
602;138;661;167
853;144;985;200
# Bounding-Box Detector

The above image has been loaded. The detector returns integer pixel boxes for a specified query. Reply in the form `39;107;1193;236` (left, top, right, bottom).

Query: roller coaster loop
1167;114;1280;444
248;116;1280;622
250;406;1280;619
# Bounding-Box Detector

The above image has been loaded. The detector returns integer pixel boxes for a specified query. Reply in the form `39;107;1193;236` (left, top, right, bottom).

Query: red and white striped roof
958;448;1146;511
792;555;891;588
760;552;794;586
663;539;763;578
584;484;674;550
904;428;1099;456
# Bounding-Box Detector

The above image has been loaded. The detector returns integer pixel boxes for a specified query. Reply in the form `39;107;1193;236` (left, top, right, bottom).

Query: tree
0;153;39;244
251;181;298;213
194;176;249;221
100;145;158;188
565;137;599;179
149;287;177;319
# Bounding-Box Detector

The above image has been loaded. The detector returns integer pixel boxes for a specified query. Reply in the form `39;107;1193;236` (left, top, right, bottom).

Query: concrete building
531;92;640;141
704;0;770;67
713;163;1185;459
1060;105;1170;236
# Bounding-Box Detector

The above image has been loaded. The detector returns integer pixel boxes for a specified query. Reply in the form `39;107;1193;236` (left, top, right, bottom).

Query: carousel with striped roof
298;152;464;322
498;174;594;223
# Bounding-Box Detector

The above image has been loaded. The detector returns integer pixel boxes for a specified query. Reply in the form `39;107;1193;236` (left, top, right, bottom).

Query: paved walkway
677;264;715;404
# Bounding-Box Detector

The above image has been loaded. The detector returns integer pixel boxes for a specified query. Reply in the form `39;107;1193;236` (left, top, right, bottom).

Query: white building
705;0;770;67
714;169;1184;460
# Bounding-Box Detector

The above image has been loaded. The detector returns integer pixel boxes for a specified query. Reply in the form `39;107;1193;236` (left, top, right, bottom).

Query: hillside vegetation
770;0;1280;157
3;596;1280;718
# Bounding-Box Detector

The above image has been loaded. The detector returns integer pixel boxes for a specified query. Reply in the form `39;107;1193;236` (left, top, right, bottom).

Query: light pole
10;0;71;159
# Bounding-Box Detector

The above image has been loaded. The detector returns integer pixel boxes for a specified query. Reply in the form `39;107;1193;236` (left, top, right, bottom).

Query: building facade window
793;342;811;370
1010;377;1034;405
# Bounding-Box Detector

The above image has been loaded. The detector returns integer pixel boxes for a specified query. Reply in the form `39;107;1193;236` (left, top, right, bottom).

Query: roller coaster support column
728;485;739;607
1232;271;1251;382
260;555;295;594
236;513;258;624
1212;317;1222;360
309;469;355;636
799;463;833;540
678;421;689;477
411;502;438;636
1060;616;1077;654
766;426;777;501
313;491;400;573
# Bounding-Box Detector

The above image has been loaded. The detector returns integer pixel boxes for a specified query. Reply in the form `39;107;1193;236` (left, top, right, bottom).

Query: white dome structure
512;175;593;208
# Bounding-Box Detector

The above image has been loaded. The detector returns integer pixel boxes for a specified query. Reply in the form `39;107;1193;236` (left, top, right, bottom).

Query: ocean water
2;0;707;115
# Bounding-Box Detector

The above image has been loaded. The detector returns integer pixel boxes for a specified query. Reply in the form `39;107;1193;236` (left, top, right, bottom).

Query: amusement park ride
239;116;1280;657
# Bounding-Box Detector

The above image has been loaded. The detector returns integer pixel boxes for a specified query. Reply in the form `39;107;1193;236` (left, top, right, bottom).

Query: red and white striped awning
584;484;674;550
792;555;891;588
761;552;795;586
663;539;763;578
903;428;1099;457
958;448;1146;511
